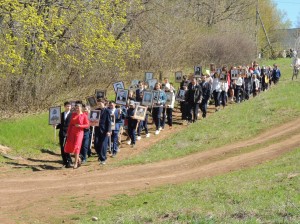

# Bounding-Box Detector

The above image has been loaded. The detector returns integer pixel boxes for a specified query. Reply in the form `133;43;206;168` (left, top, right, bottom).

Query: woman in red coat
64;103;89;169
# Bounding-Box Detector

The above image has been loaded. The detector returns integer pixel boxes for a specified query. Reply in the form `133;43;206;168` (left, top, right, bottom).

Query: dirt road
1;112;299;223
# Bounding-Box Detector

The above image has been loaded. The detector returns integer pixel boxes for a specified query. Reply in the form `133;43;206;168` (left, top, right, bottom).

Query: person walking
64;103;89;169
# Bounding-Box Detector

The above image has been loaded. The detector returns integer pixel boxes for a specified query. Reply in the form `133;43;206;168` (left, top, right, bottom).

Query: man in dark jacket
56;101;72;168
200;75;211;118
95;100;112;165
186;78;202;123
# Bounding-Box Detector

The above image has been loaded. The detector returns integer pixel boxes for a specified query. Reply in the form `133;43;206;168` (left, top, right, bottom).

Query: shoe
111;153;116;158
137;136;141;141
131;144;135;148
127;140;131;145
81;160;87;164
100;161;106;165
155;130;160;135
159;127;162;131
146;133;150;138
65;163;72;168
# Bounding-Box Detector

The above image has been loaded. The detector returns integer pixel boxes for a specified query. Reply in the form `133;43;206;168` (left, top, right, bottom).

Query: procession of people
52;61;282;169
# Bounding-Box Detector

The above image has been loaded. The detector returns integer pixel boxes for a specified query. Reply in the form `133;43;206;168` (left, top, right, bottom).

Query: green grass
68;148;300;224
0;113;57;156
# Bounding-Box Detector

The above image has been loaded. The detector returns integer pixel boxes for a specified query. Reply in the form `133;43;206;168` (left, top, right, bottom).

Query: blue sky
273;0;300;28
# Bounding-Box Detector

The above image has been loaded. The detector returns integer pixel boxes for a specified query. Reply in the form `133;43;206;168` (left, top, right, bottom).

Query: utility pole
255;0;259;58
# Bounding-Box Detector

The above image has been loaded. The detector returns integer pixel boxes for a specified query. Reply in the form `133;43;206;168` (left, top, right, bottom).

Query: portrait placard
86;95;97;108
111;114;116;130
131;79;139;87
231;69;238;80
49;106;61;125
175;71;183;83
89;110;100;126
165;92;175;106
133;105;147;121
115;89;129;106
113;81;125;93
142;90;153;107
145;72;154;81
147;79;157;90
152;90;160;105
176;89;186;101
220;71;227;81
95;89;106;99
194;65;202;78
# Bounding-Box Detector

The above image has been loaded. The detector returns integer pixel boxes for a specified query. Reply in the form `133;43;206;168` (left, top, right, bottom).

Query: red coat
64;112;89;154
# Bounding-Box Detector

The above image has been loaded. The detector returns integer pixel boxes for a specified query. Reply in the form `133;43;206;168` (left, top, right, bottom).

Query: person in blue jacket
152;83;167;135
272;64;281;84
108;102;126;157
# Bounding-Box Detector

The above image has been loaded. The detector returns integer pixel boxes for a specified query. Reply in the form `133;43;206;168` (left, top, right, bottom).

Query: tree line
0;0;290;115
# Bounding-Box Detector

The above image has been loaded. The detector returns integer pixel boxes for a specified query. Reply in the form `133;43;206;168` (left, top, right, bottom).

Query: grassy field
67;148;299;224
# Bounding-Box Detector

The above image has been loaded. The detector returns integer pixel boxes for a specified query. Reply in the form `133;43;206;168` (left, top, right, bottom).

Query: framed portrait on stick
165;92;175;106
133;105;147;121
131;79;139;87
49;106;61;125
142;90;153;107
145;72;154;81
95;89;106;99
147;79;157;90
110;114;116;130
231;69;238;80
113;81;125;93
86;95;97;108
89;110;100;127
175;71;183;83
152;90;160;106
220;71;227;81
115;89;129;106
194;65;202;78
176;89;186;101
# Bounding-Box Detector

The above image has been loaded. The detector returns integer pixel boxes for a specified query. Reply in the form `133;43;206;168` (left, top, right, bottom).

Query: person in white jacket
212;72;222;111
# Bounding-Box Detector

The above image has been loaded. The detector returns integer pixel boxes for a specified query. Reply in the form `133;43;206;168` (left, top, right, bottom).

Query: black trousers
59;135;72;165
187;102;199;122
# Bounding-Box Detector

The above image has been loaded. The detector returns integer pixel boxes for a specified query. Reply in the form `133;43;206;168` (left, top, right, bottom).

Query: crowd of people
55;61;282;169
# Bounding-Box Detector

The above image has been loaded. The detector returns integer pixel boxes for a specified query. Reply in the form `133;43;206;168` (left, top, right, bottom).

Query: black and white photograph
176;89;186;101
175;71;183;83
165;92;175;106
194;65;202;77
147;79;157;90
131;79;139;87
49;106;61;125
86;95;97;107
115;89;129;106
113;81;125;93
145;72;154;81
231;69;239;79
133;105;147;121
111;114;116;130
220;71;227;81
152;90;160;104
89;110;100;126
142;90;153;107
95;89;106;99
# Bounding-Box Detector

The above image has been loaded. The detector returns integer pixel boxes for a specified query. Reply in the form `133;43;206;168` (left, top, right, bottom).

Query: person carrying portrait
212;71;222;111
136;91;150;140
108;102;125;157
135;82;144;102
234;72;244;103
161;83;175;129
64;102;90;169
200;74;212;118
180;75;190;90
244;67;253;100
79;104;91;164
127;100;138;147
152;83;167;135
55;101;73;168
186;77;202;123
220;66;230;108
252;74;260;97
94;99;112;165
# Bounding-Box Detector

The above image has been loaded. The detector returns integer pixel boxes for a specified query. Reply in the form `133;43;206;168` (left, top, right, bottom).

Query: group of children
55;61;282;168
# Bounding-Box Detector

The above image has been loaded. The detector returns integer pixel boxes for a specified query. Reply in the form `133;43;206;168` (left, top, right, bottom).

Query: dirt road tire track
1;117;300;223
